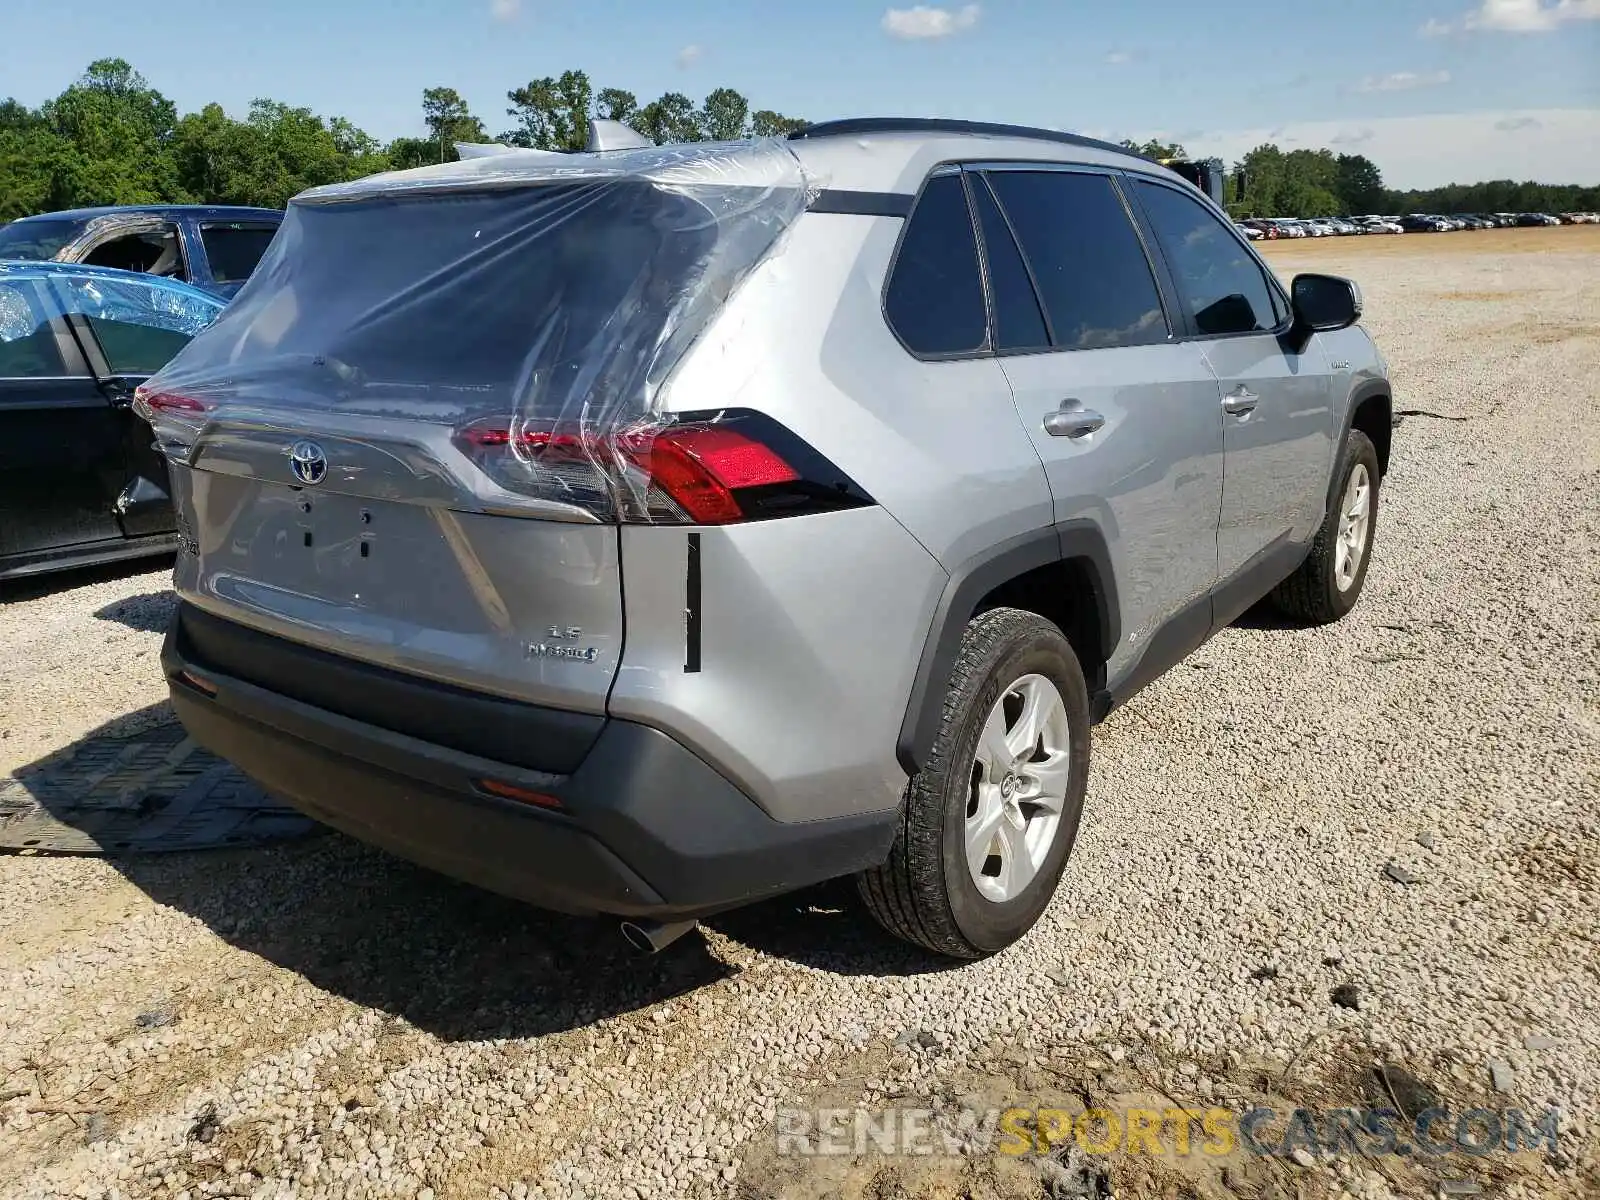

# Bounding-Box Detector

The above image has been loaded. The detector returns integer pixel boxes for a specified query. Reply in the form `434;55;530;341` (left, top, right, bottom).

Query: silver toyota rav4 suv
142;118;1391;959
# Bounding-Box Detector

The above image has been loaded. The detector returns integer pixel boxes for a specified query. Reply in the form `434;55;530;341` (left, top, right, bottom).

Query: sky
12;0;1600;188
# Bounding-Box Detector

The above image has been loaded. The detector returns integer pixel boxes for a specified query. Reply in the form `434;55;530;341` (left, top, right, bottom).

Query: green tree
0;123;72;220
1121;138;1187;161
41;58;181;205
172;103;265;205
385;136;437;172
504;69;592;150
421;87;485;162
635;92;699;145
698;87;749;141
0;98;44;132
750;109;808;137
595;88;639;124
1335;153;1385;214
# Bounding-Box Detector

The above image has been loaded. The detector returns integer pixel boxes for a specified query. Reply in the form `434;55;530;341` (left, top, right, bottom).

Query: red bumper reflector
476;778;564;810
175;669;218;697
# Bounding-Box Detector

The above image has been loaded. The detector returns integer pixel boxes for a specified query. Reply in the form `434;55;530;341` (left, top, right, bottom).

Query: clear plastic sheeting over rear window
140;139;815;523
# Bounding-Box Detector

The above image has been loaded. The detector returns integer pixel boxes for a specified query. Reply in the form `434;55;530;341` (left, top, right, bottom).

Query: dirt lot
2;231;1597;1200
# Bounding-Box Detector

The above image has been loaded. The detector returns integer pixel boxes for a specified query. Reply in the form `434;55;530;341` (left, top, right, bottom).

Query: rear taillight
452;409;871;525
133;388;209;420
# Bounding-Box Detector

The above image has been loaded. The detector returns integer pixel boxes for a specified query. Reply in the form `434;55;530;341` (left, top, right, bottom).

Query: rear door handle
1043;405;1106;438
1221;386;1258;416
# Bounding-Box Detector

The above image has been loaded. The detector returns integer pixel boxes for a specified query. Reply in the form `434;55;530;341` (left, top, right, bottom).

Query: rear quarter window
200;225;279;283
883;174;988;358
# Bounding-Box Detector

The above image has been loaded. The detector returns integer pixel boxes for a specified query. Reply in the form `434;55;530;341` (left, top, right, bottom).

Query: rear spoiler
453;120;655;162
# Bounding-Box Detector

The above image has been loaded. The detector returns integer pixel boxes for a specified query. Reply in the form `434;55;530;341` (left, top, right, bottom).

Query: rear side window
0;282;68;378
81;227;187;281
200;225;278;283
885;174;987;357
970;178;1049;352
1133;180;1278;336
42;273;221;376
984;171;1168;350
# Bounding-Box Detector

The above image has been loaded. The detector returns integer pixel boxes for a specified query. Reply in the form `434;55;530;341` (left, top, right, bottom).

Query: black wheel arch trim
895;520;1119;774
1328;379;1392;514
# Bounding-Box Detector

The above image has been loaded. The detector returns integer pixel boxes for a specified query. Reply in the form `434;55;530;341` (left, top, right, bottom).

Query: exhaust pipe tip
620;918;698;955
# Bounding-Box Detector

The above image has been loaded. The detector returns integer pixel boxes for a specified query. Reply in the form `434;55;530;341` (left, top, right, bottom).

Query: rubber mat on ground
0;723;319;853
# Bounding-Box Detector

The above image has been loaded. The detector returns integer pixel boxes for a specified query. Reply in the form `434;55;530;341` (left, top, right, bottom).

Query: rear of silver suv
146;119;1391;958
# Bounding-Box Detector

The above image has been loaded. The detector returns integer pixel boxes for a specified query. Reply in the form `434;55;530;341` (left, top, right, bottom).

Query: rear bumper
163;603;898;918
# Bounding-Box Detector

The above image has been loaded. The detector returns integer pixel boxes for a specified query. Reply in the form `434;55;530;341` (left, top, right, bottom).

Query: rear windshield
0;219;81;261
174;181;747;425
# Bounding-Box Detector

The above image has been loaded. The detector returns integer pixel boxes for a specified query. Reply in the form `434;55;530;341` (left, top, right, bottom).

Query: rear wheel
1271;428;1380;624
858;609;1090;959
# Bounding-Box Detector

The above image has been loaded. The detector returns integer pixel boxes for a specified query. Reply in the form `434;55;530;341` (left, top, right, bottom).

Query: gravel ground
2;234;1597;1200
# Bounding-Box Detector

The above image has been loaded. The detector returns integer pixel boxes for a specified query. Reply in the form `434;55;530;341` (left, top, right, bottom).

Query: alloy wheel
964;674;1073;903
1334;463;1372;591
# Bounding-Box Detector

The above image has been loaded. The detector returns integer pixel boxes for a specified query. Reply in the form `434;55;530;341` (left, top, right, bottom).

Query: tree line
1219;142;1597;218
0;59;807;220
2;61;1595;223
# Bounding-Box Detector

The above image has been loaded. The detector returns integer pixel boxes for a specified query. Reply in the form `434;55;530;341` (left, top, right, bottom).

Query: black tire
858;608;1090;959
1270;428;1381;625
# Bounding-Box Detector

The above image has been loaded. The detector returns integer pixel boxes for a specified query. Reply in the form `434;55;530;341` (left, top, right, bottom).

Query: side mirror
1290;273;1362;334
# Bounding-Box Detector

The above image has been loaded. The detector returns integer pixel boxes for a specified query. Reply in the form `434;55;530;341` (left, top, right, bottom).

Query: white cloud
1192;108;1600;189
1425;0;1600;33
1105;50;1135;65
489;0;519;20
1330;128;1377;145
881;4;981;39
1355;69;1453;92
676;44;703;68
1464;0;1600;30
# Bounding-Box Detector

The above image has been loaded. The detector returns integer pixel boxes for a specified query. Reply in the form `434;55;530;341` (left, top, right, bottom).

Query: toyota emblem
287;440;328;486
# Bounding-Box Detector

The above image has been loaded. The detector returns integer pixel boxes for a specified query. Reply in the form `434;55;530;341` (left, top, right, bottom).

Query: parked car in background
1304;220;1338;237
0;262;223;580
0;206;282;300
1363;219;1404;234
1514;212;1561;227
1236;221;1264;240
1400;215;1449;232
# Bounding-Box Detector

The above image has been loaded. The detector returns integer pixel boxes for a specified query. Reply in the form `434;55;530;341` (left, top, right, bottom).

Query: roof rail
789;118;1139;159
